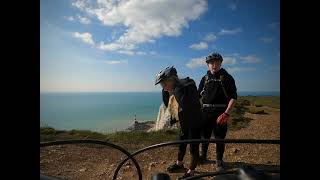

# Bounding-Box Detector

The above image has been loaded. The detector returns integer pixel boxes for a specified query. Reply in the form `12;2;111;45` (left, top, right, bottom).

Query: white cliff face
148;103;171;131
148;95;179;132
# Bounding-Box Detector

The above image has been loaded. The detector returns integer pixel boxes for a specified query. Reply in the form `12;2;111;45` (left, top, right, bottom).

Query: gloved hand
170;117;177;126
217;112;229;125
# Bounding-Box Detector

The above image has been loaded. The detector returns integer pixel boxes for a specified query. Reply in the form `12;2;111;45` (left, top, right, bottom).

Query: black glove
170;117;177;126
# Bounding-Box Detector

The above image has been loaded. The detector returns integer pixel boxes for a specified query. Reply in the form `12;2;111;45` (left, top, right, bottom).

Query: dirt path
40;106;280;180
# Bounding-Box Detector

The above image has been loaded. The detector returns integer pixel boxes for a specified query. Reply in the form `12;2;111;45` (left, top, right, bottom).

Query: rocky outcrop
148;95;179;132
126;121;155;131
128;95;179;132
148;103;172;131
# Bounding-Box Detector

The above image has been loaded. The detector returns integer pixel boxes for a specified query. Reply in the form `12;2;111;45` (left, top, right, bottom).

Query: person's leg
189;128;201;171
167;129;188;172
177;129;188;162
178;128;201;179
200;112;214;159
212;116;228;171
213;124;227;161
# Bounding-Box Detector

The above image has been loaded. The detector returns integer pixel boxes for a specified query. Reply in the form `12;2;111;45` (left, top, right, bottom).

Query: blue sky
40;0;280;92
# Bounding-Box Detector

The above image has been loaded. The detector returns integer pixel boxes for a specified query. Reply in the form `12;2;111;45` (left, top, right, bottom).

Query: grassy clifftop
41;127;179;147
238;96;280;109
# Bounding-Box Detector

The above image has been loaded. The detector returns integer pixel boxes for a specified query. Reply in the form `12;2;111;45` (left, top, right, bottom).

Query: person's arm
198;76;205;98
217;98;235;125
224;98;236;115
225;75;237;115
217;75;237;125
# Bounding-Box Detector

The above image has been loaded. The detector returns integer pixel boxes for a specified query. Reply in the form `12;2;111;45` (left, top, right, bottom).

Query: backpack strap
200;75;209;96
219;75;229;101
202;74;229;103
204;74;209;87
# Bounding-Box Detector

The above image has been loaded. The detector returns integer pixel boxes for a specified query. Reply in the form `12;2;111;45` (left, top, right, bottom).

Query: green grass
105;129;179;145
40;127;108;142
228;98;252;130
239;96;280;109
40;127;179;148
231;98;250;117
227;96;279;130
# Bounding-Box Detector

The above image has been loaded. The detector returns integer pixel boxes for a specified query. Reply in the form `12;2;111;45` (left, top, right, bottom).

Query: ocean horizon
40;91;279;133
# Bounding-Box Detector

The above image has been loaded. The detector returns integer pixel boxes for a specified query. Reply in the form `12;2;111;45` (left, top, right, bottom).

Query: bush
40;127;57;135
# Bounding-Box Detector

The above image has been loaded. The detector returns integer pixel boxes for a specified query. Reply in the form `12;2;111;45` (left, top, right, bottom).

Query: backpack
202;74;229;103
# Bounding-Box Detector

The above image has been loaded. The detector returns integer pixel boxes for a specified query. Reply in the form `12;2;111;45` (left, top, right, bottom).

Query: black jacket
162;77;203;130
198;68;237;105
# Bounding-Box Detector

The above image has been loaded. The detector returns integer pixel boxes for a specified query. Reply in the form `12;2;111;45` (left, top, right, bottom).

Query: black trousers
201;110;228;161
177;128;201;170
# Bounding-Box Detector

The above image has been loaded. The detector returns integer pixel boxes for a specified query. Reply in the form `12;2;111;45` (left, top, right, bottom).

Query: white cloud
204;33;217;42
65;14;91;24
189;42;208;50
104;60;128;65
186;56;206;68
149;51;157;55
98;42;134;51
223;57;237;65
71;0;92;12
72;0;208;51
117;50;135;56
73;32;95;45
136;51;147;55
116;50;147;56
77;15;91;24
218;28;242;35
226;67;256;73
260;37;274;43
228;2;237;11
225;53;240;57
239;55;262;63
65;16;75;21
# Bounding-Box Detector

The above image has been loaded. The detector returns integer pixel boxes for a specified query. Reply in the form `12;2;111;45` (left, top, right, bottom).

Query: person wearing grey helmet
155;66;203;179
198;52;238;171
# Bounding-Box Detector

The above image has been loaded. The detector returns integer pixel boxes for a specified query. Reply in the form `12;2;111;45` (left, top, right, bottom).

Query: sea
40;91;279;133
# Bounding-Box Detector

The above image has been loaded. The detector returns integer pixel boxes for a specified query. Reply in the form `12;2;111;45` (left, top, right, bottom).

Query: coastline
40;95;280;134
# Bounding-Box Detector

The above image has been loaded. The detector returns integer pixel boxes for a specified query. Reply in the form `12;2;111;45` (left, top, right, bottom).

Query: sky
40;0;280;92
